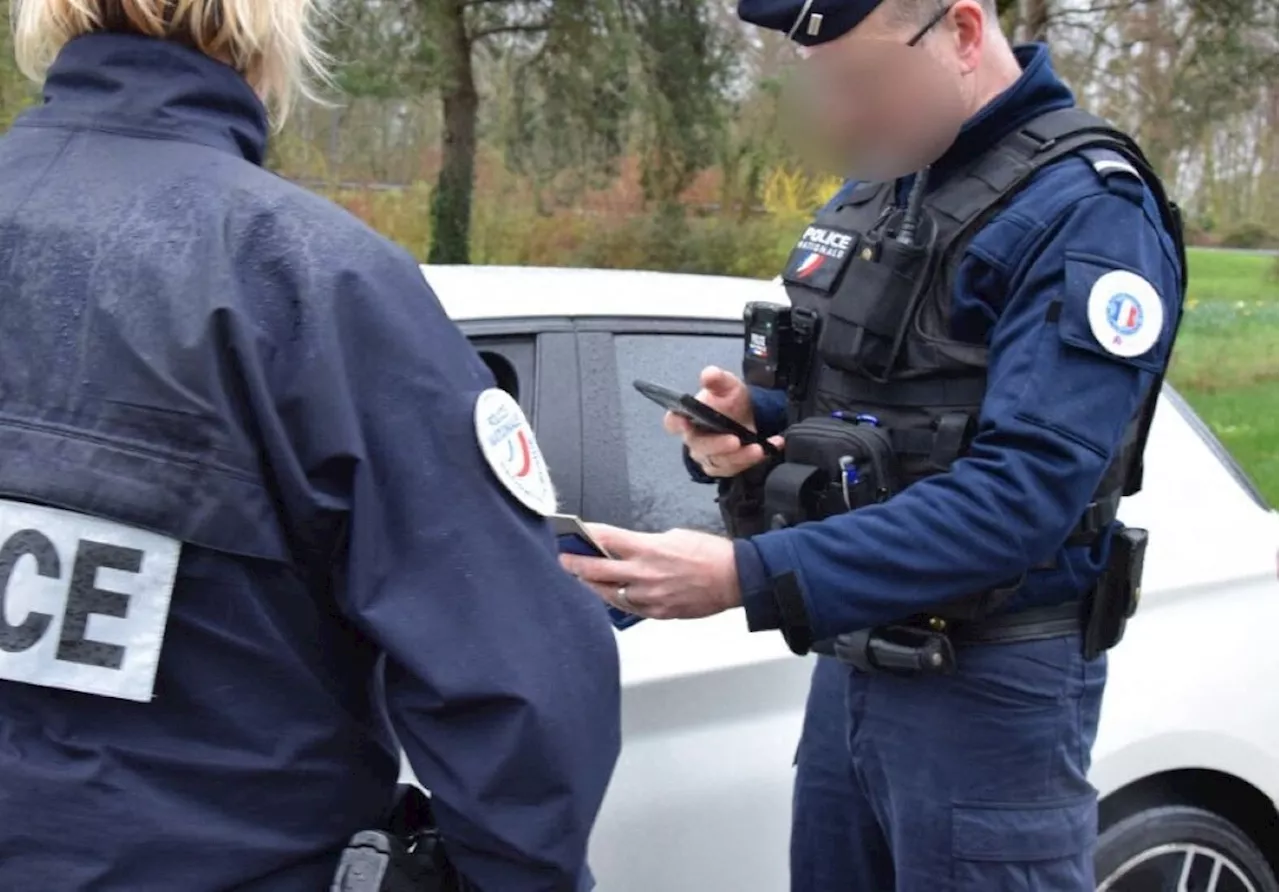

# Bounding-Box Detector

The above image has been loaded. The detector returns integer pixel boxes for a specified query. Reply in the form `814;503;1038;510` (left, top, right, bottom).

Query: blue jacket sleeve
750;385;789;438
270;241;620;891
739;189;1181;640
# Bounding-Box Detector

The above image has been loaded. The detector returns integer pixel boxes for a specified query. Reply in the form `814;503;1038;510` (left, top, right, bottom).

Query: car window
471;337;535;413
613;333;743;533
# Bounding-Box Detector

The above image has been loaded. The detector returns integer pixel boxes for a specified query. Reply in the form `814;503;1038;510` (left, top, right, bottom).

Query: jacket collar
15;33;268;165
928;42;1075;186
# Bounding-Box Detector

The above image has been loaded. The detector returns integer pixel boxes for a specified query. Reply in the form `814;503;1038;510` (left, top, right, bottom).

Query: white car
423;264;1279;892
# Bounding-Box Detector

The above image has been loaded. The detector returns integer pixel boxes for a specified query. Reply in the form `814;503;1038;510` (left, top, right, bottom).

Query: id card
550;514;644;630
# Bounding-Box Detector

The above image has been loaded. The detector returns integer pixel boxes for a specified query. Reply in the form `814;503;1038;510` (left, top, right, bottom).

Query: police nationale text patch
782;225;858;293
0;499;181;702
474;388;558;517
1086;269;1164;358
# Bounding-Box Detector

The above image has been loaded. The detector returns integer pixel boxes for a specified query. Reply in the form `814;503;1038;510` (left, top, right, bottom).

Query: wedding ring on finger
617;584;635;613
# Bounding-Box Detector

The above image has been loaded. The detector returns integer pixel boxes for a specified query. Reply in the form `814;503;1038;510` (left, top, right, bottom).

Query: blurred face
783;0;989;179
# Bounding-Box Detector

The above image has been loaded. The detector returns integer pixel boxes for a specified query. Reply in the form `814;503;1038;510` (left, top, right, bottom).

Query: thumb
700;365;741;398
584;523;640;558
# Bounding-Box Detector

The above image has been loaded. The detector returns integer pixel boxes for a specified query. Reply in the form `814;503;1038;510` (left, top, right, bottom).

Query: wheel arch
1098;768;1278;877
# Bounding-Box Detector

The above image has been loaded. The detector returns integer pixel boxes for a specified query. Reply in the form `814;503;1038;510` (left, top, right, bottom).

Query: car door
574;318;744;533
574;317;807;892
463;323;585;516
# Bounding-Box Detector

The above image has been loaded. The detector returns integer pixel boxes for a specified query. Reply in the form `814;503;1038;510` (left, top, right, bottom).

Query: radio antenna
896;166;931;246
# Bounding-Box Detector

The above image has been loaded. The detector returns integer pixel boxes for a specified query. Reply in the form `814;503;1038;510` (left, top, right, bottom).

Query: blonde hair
10;0;330;123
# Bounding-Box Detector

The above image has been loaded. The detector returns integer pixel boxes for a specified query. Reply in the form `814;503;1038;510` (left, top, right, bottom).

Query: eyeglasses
906;1;957;47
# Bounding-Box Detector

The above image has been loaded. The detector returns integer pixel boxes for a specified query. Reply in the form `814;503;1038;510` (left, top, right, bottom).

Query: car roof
422;265;785;321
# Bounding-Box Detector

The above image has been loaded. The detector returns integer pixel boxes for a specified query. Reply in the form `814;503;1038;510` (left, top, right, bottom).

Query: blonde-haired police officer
0;3;620;889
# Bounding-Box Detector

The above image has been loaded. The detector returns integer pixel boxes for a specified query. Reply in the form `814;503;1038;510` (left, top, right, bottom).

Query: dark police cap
737;0;886;45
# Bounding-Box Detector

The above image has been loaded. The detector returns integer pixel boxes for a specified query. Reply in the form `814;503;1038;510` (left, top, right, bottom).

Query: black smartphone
632;379;781;459
550;514;644;631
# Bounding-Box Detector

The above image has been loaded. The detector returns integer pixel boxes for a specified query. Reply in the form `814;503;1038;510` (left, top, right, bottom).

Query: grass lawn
1169;249;1278;507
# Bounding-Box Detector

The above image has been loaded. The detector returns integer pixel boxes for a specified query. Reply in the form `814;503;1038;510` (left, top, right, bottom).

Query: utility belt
331;786;471;892
812;525;1148;675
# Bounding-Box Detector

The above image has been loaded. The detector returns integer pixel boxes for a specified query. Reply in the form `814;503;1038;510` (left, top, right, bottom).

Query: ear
949;0;987;73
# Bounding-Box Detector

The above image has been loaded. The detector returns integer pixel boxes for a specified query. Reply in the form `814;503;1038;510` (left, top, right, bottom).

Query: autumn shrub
329;182;435;259
321;163;843;279
1218;220;1279;250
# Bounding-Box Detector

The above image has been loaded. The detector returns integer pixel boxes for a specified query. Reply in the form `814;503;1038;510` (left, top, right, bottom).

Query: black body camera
742;301;818;395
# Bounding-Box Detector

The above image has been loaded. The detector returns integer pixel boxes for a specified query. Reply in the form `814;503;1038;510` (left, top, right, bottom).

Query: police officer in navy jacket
562;1;1184;889
0;3;620;890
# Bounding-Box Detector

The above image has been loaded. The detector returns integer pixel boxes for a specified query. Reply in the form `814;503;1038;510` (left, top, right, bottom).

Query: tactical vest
745;107;1186;622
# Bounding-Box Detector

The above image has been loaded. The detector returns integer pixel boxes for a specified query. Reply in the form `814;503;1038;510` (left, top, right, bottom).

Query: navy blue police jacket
723;44;1182;640
0;34;620;892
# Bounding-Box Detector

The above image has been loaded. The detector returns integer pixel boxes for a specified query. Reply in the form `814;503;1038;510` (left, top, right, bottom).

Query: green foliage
496;1;633;199
321;0;437;99
623;0;731;205
1185;246;1280;303
490;0;735;209
1179;382;1278;508
1218;222;1278;250
312;0;733;260
0;20;37;132
1169;248;1279;504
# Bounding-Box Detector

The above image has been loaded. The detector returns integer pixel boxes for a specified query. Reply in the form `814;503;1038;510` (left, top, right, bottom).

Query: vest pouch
764;416;901;525
816;233;931;380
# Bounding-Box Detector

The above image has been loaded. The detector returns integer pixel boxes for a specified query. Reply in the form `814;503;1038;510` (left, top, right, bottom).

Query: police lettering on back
0;499;180;703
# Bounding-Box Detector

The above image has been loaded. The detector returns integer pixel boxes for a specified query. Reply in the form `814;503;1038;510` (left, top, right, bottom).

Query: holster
331;786;468;892
715;459;777;538
1082;526;1148;660
830;626;956;676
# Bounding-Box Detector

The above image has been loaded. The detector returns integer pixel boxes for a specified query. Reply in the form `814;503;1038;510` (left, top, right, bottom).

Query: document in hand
550;514;644;630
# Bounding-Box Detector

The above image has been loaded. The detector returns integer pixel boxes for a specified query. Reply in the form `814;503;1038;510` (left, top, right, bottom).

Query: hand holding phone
633;378;781;459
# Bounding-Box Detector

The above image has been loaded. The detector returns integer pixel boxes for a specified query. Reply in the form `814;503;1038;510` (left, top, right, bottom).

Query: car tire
1095;804;1277;891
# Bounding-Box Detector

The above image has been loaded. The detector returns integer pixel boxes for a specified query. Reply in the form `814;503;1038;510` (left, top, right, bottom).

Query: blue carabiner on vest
831;411;880;427
839;455;858;511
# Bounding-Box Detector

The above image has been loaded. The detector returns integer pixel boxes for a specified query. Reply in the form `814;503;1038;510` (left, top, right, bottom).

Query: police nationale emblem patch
782;225;857;294
474;388;557;516
1087;269;1164;358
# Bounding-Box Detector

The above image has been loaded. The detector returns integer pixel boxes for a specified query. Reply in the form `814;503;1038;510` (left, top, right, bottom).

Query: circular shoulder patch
1086;270;1164;358
474;389;557;517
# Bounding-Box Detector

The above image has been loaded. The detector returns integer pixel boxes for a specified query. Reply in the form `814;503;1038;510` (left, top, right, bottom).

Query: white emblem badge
1086;269;1164;358
474;388;557;517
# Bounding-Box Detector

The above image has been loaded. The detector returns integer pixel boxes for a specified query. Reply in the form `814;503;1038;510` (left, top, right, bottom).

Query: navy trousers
791;636;1106;892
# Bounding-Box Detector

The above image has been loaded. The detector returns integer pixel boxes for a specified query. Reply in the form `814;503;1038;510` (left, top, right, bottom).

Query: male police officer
561;1;1185;889
0;2;620;890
